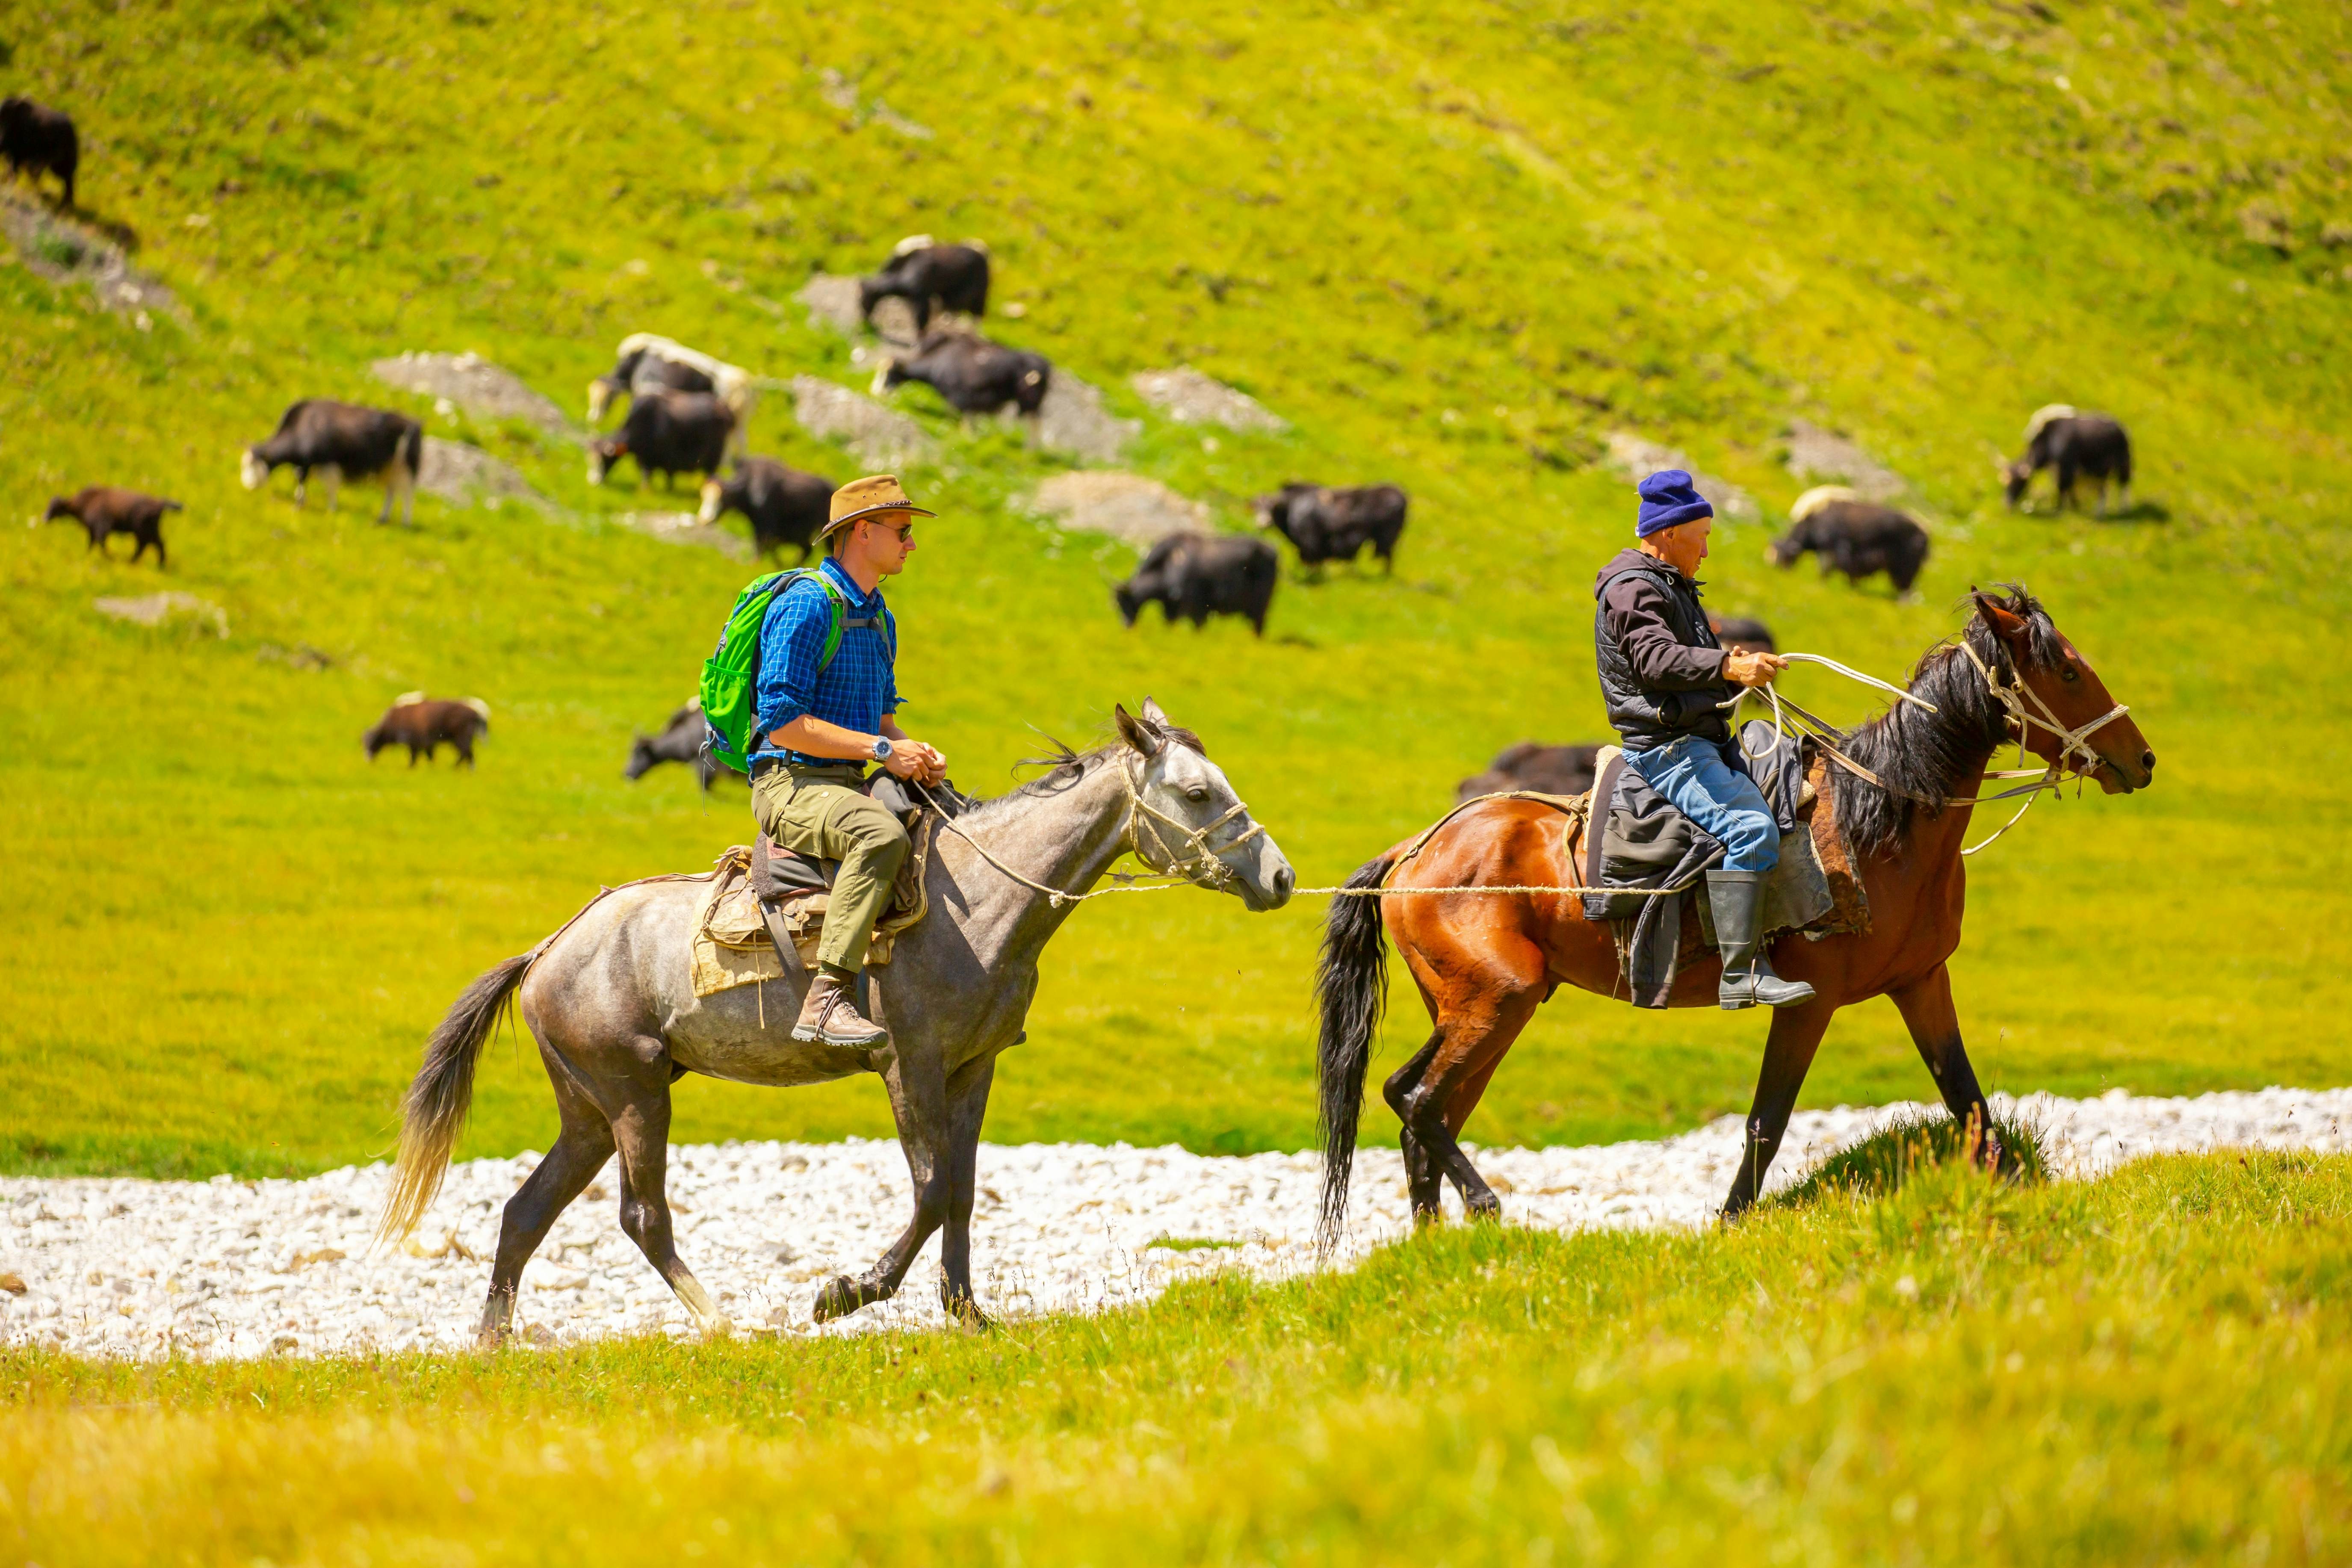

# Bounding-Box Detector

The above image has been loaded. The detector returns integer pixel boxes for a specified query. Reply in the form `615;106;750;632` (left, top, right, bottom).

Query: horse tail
1317;851;1395;1250
375;951;534;1248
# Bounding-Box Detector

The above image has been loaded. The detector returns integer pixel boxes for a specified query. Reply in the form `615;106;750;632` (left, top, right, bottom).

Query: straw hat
820;474;936;540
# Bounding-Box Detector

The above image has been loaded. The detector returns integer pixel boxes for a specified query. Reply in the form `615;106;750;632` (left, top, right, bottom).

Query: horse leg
812;1048;952;1323
1383;960;1543;1224
1385;1031;1448;1222
479;1075;615;1348
610;1075;727;1334
936;1053;998;1326
1888;963;2006;1173
1721;1000;1835;1218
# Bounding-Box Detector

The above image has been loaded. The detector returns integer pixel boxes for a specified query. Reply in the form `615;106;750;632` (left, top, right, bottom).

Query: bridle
1729;629;2132;857
1951;637;2132;788
1119;751;1267;892
913;748;1267;907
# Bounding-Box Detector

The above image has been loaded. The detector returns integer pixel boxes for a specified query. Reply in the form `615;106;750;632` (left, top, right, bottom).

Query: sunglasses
869;520;916;545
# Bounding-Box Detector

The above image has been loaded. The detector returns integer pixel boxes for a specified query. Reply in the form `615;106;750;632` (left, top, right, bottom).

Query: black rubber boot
1708;869;1817;1011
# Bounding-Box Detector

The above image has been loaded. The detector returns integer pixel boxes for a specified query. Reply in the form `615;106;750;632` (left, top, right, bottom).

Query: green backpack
698;568;894;774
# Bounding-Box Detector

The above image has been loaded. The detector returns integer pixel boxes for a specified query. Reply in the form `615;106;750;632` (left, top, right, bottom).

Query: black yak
1114;532;1279;637
1767;487;1930;598
2003;405;2133;515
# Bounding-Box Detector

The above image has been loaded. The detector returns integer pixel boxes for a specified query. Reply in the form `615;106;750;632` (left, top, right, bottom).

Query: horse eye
1185;787;1210;803
2060;664;2080;683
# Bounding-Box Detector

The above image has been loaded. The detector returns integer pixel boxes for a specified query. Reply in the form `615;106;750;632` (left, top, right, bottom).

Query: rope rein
918;641;2127;904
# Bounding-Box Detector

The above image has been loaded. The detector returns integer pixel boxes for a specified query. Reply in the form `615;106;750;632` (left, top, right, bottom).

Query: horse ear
1113;703;1162;757
1970;586;2027;641
1139;695;1173;727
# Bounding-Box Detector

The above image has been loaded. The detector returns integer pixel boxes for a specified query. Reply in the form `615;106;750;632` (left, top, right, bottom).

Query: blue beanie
1635;469;1714;537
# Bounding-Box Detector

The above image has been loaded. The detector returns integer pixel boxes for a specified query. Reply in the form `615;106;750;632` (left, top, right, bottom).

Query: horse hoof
1466;1197;1504;1223
475;1323;511;1351
943;1294;993;1331
812;1276;863;1324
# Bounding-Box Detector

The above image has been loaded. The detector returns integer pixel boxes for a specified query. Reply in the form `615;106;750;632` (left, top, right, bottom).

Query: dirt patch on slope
417;438;555;512
1024;472;1207;548
2;195;182;327
94;593;226;636
789;375;937;468
1600;431;1758;523
1036;372;1141;463
373;353;572;437
1130;367;1288;434
1782;419;1907;502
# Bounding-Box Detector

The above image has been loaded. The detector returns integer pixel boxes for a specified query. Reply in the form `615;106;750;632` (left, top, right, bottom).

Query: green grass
6;1153;2348;1563
3;0;2350;1177
1764;1109;2051;1211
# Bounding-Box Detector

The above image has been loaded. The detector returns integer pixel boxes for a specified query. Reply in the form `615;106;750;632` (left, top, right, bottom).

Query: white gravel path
3;1087;2345;1362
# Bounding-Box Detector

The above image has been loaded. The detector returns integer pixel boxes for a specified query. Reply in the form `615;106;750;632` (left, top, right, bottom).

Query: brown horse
1315;587;2154;1235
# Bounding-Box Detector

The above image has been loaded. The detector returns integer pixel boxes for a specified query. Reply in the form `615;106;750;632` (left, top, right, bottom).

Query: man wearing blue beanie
1593;470;1814;1009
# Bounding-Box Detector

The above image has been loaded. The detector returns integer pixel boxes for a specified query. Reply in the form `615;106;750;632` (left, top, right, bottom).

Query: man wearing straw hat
751;474;948;1049
1593;469;1813;1010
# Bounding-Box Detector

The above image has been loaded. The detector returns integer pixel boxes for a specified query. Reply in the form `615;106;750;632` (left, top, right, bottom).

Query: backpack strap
777;567;893;675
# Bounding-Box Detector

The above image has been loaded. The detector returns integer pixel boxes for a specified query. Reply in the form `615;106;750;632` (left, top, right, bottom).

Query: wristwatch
870;736;894;764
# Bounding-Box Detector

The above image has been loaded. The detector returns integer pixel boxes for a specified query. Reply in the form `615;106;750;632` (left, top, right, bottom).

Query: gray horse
377;701;1294;1343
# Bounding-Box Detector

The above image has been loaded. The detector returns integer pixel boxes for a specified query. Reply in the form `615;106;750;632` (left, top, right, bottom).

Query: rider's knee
1723;809;1779;872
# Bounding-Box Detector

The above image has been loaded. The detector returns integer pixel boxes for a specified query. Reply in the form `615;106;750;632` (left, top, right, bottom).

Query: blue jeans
1624;735;1779;873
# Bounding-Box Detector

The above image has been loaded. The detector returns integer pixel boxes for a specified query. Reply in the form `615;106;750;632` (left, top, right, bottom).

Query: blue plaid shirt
749;557;903;769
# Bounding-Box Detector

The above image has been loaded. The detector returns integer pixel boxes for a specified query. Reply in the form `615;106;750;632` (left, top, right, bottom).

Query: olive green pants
750;765;910;972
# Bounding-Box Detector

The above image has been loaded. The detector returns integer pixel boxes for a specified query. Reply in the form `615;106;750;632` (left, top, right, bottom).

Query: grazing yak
241;400;423;526
587;390;735;488
365;694;491;768
1767;485;1930;598
2003;405;2133;515
1707;613;1776;655
1455;741;1604;805
42;486;181;567
870;326;1050;431
697;456;833;561
588;334;756;459
625;699;736;791
1254;482;1409;572
859;236;991;337
1115;532;1279;637
0;97;77;208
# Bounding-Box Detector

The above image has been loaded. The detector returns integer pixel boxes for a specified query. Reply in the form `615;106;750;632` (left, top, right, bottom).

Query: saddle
688;773;966;999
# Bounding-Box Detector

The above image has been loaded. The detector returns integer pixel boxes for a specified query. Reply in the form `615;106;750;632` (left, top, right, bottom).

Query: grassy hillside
8;1153;2349;1563
3;0;2350;1176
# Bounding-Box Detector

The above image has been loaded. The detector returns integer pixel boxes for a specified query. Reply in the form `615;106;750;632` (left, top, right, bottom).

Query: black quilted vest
1592;556;1731;751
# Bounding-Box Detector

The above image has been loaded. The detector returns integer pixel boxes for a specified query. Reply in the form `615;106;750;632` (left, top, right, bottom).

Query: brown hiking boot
790;969;888;1048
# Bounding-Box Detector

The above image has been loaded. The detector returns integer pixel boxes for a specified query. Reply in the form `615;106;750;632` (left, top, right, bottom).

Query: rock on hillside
372;352;572;437
94;593;226;636
796;274;866;336
1025;472;1206;548
417;438;555;512
1131;367;1289;434
621;511;754;561
2;195;180;328
789;375;937;469
1036;372;1141;463
1783;419;1907;502
1601;431;1758;523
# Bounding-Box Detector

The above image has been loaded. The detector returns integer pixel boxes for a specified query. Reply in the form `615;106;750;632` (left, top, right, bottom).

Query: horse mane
1832;585;2063;859
956;718;1208;823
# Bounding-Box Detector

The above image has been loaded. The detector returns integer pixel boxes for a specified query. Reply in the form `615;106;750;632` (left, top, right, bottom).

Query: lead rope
916;644;2130;903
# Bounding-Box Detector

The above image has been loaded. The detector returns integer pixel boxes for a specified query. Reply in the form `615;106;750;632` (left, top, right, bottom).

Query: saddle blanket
1578;723;1871;1007
688;815;935;998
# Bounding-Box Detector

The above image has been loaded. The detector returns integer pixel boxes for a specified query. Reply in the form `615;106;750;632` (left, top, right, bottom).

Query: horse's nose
1272;864;1296;901
2141;749;2156;778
